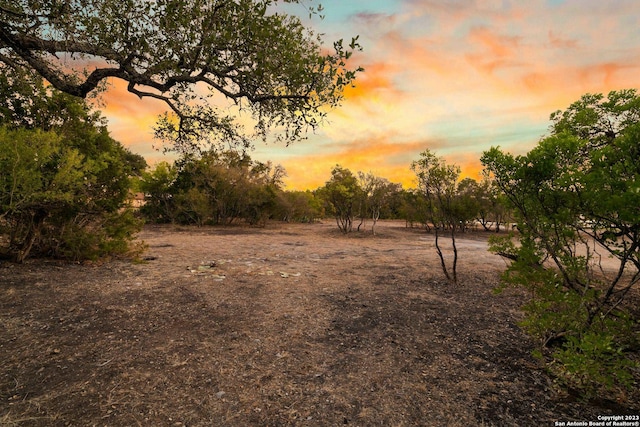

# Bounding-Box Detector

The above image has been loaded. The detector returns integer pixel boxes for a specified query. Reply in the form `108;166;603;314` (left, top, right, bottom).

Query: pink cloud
547;31;579;50
468;26;522;58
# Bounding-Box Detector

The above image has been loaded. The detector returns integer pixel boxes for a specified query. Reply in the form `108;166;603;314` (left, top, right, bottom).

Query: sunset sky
101;0;640;190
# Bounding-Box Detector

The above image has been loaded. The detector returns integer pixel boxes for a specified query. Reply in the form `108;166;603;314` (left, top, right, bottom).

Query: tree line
136;153;512;232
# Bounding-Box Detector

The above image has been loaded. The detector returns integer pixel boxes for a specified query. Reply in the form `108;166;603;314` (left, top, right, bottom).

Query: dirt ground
1;220;638;426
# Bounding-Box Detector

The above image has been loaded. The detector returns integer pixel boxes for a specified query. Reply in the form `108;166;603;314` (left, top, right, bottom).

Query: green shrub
482;90;640;400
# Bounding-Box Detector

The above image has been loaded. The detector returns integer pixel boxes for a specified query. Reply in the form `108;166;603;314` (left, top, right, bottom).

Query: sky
100;0;640;190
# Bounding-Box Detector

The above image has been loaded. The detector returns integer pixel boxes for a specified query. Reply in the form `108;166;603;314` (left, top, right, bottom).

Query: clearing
1;221;637;426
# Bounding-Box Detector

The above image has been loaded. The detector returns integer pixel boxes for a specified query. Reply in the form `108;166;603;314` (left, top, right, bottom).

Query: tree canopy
0;0;362;151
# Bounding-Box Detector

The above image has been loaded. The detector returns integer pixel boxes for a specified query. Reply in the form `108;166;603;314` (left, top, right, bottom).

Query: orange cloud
280;137;492;191
468;26;521;58
517;58;640;111
577;62;631;88
343;61;401;101
463;26;528;81
281;137;446;190
450;153;485;182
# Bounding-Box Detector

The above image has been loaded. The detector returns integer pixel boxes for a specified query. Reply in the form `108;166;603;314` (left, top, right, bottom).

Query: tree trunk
434;227;451;283
451;226;458;285
13;210;46;263
371;209;380;235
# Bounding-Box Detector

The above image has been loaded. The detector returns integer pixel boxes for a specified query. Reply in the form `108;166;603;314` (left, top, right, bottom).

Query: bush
483;90;640;399
0;126;144;262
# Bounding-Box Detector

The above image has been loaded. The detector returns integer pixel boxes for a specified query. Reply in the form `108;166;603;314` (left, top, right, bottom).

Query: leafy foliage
140;151;285;226
398;189;431;229
0;0;362;152
137;161;178;223
0;126;145;262
482;89;640;397
320;165;362;233
275;190;324;223
0;66;146;262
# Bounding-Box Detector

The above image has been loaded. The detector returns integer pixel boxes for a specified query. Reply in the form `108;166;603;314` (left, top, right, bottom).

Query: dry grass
1;221;637;426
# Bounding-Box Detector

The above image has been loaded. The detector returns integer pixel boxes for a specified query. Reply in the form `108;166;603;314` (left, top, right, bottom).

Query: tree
0;127;145;262
1;128;70;261
170;152;248;225
455;175;511;232
321;165;361;233
481;89;640;397
358;171;400;235
275;190;323;223
0;0;362;152
455;177;481;232
378;184;404;220
138;161;178;223
0;67;146;262
411;150;462;284
243;160;284;225
398;189;430;229
143;150;284;226
472;172;511;232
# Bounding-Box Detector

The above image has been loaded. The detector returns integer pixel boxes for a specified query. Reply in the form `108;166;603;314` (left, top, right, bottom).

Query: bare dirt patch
1;221;637;426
